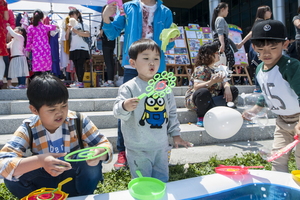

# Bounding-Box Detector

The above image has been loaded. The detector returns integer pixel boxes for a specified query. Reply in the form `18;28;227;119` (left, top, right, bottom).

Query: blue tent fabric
6;0;20;3
81;5;102;12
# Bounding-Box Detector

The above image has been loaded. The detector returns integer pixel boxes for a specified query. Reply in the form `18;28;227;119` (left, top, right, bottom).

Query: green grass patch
0;152;297;199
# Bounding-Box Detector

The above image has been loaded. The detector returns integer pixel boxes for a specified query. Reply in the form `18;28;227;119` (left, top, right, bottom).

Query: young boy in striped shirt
0;73;113;198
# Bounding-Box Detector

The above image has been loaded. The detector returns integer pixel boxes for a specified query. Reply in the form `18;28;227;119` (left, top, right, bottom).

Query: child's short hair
251;19;287;47
194;41;219;66
27;73;69;111
128;39;161;60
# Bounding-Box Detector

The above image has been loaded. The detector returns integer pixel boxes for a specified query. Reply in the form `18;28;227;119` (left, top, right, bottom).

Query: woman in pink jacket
25;9;56;77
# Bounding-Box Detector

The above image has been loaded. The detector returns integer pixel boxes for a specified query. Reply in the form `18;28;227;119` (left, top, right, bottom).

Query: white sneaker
101;81;115;87
7;85;15;89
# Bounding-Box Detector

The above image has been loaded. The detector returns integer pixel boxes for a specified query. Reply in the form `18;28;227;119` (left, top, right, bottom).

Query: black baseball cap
251;19;287;41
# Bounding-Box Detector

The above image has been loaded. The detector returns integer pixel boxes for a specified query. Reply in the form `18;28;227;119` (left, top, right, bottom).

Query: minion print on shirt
139;97;168;128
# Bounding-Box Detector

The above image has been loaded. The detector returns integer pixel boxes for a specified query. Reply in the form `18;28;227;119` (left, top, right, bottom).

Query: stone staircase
0;85;276;152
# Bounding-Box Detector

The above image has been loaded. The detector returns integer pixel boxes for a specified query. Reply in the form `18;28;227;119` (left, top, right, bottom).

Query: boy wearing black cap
242;20;300;172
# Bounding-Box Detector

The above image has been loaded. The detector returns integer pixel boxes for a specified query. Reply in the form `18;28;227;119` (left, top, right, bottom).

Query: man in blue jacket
102;0;176;170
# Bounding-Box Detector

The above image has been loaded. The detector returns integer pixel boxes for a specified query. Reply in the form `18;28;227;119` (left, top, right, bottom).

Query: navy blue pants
192;86;239;117
5;160;103;199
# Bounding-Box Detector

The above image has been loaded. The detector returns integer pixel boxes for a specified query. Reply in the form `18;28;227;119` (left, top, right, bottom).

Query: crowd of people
0;3;91;89
1;0;300;199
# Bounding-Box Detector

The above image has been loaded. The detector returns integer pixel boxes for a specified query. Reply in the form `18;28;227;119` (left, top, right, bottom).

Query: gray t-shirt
113;77;181;151
214;16;229;36
293;15;300;40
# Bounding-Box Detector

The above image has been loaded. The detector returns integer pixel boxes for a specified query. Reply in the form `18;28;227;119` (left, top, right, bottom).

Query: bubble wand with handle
64;146;109;162
266;135;300;162
138;71;177;100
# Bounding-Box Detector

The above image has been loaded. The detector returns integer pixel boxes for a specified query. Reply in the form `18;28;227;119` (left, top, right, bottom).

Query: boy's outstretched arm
242;105;263;121
14;153;71;177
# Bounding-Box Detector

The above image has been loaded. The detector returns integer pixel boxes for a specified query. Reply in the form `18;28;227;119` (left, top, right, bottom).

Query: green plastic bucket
128;170;166;200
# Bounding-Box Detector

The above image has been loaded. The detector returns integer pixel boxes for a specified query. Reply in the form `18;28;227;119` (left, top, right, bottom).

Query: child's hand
102;2;117;21
173;136;193;149
86;147;108;166
122;98;139;112
38;153;71;177
242;105;262;121
242;110;256;121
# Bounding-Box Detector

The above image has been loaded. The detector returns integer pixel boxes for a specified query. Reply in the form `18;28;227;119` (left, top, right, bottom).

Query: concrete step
0;108;198;134
0;85;255;101
0;96;187;115
0;86;259;115
0;119;275;154
0;95;277;123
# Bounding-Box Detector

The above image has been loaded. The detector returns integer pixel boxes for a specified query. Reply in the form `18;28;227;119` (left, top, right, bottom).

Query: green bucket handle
136;170;143;178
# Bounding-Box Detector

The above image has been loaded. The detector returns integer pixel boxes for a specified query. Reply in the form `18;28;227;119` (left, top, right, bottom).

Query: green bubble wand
64;146;109;162
138;71;177;100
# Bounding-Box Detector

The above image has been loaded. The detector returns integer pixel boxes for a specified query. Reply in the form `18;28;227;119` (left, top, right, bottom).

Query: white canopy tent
7;0;106;9
7;0;106;29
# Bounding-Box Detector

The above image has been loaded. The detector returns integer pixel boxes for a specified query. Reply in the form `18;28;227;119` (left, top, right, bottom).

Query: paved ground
102;139;273;172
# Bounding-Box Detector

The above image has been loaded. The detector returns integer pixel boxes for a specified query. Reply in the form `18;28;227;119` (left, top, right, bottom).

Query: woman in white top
65;9;90;88
6;24;29;89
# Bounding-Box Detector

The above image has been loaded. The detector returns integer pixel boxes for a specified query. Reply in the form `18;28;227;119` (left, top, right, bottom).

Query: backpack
80;22;92;48
25;112;84;153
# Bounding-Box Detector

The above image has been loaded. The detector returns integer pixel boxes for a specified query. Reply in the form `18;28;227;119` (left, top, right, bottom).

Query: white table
68;170;300;200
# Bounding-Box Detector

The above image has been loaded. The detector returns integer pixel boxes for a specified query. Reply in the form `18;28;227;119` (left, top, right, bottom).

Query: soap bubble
258;148;271;160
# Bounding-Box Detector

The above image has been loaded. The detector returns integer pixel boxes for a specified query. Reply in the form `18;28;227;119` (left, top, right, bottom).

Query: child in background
113;39;192;182
0;73;113;198
242;20;300;172
185;42;238;127
25;9;57;78
6;24;29;89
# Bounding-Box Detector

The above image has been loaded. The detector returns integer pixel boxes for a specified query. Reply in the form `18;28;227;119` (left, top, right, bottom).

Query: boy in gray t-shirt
113;39;192;182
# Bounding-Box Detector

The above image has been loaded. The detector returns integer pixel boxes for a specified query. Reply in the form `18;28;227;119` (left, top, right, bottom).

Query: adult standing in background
65;9;90;88
102;0;175;170
237;5;272;92
211;2;237;69
293;6;300;60
0;0;9;89
25;9;57;78
100;5;116;87
236;5;272;49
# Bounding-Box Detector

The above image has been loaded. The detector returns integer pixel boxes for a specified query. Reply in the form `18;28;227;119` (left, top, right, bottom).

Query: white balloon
203;106;243;139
